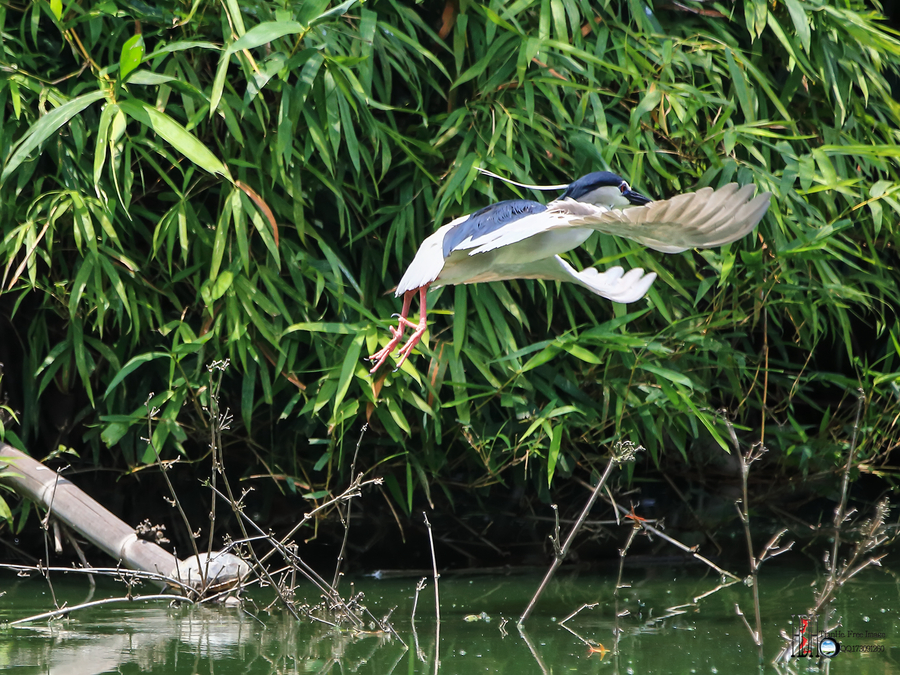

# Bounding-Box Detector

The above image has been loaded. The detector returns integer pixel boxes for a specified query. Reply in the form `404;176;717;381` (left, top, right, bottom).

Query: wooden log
0;442;176;584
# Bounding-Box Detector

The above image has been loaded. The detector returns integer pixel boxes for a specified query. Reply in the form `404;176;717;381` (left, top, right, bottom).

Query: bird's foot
368;321;409;374
369;286;427;374
393;324;427;371
395;316;419;331
368;339;400;374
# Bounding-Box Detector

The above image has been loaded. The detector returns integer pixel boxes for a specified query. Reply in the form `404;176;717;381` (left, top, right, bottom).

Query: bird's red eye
619;182;629;194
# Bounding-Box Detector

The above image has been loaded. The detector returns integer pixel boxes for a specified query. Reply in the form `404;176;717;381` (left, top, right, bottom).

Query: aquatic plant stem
203;362;230;593
210;482;373;624
423;512;441;675
432;618;441;675
39;468;64;609
201;362;303;618
143;394;202;567
828;389;865;588
719;412;792;662
423;511;440;623
6;594;192;626
411;577;426;623
517;624;551;675
774;392;891;665
812;390;890;615
604;498;741;580
518;454;617;625
613;519;640;659
734;437;766;659
0;562;194;594
333;423;368;590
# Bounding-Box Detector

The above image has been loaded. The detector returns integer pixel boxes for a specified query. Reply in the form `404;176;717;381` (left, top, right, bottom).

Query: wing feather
469;184;770;256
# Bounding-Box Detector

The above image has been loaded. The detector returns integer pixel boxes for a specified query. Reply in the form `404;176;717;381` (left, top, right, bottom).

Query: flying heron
368;172;771;373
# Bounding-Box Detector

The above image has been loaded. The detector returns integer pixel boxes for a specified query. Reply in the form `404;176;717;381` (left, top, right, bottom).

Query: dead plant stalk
519;441;639;625
722;414;792;659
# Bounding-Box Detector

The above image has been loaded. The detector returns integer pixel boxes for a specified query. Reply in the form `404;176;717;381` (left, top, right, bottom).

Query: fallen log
0;442;176;584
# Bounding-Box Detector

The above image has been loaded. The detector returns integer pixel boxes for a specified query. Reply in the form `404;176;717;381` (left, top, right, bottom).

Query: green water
0;564;897;673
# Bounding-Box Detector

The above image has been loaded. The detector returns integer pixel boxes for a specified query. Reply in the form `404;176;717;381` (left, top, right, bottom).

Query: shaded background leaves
0;0;899;523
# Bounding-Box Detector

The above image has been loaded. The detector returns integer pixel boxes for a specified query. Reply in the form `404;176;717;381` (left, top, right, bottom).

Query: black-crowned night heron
368;172;771;373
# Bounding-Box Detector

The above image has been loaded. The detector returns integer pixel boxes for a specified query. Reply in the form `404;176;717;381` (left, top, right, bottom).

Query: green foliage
0;0;899;497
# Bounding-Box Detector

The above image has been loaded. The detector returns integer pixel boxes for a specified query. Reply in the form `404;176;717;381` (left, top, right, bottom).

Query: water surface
1;564;896;673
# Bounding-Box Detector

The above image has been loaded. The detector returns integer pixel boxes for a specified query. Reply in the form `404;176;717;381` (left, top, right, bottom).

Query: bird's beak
624;189;652;206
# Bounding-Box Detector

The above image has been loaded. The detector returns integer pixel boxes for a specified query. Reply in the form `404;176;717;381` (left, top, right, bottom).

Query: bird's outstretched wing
468;183;771;256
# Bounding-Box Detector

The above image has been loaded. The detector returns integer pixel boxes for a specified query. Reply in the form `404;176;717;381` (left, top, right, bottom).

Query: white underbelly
435;229;592;287
491;229;592;265
435;249;496;287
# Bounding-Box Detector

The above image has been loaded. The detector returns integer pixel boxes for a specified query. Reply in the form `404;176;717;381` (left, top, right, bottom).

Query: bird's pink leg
369;285;432;373
393;285;430;370
368;290;415;374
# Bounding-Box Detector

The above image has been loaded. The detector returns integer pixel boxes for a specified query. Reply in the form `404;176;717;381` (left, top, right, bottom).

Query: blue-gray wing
442;199;547;258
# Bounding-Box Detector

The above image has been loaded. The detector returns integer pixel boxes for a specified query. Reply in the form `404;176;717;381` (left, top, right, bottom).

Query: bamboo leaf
209;195;233;283
547;423;562;486
2;90;106;185
119;99;232;180
104;352;170;398
210;269;234;301
783;0;811;53
640;364;696;390
119;33;145;81
302;0;357;28
725;48;755;123
333;331;365;420
283;322;361;335
229;21;305;53
93;103;117;190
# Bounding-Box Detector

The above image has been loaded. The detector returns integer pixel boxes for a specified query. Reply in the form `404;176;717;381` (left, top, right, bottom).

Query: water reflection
1;565;897;674
3;603;261;673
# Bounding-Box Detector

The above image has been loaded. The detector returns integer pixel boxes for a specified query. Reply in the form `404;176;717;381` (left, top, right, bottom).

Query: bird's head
560;171;652;208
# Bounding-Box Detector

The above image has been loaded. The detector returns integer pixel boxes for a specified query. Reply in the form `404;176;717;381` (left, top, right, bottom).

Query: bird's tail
564;261;657;303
